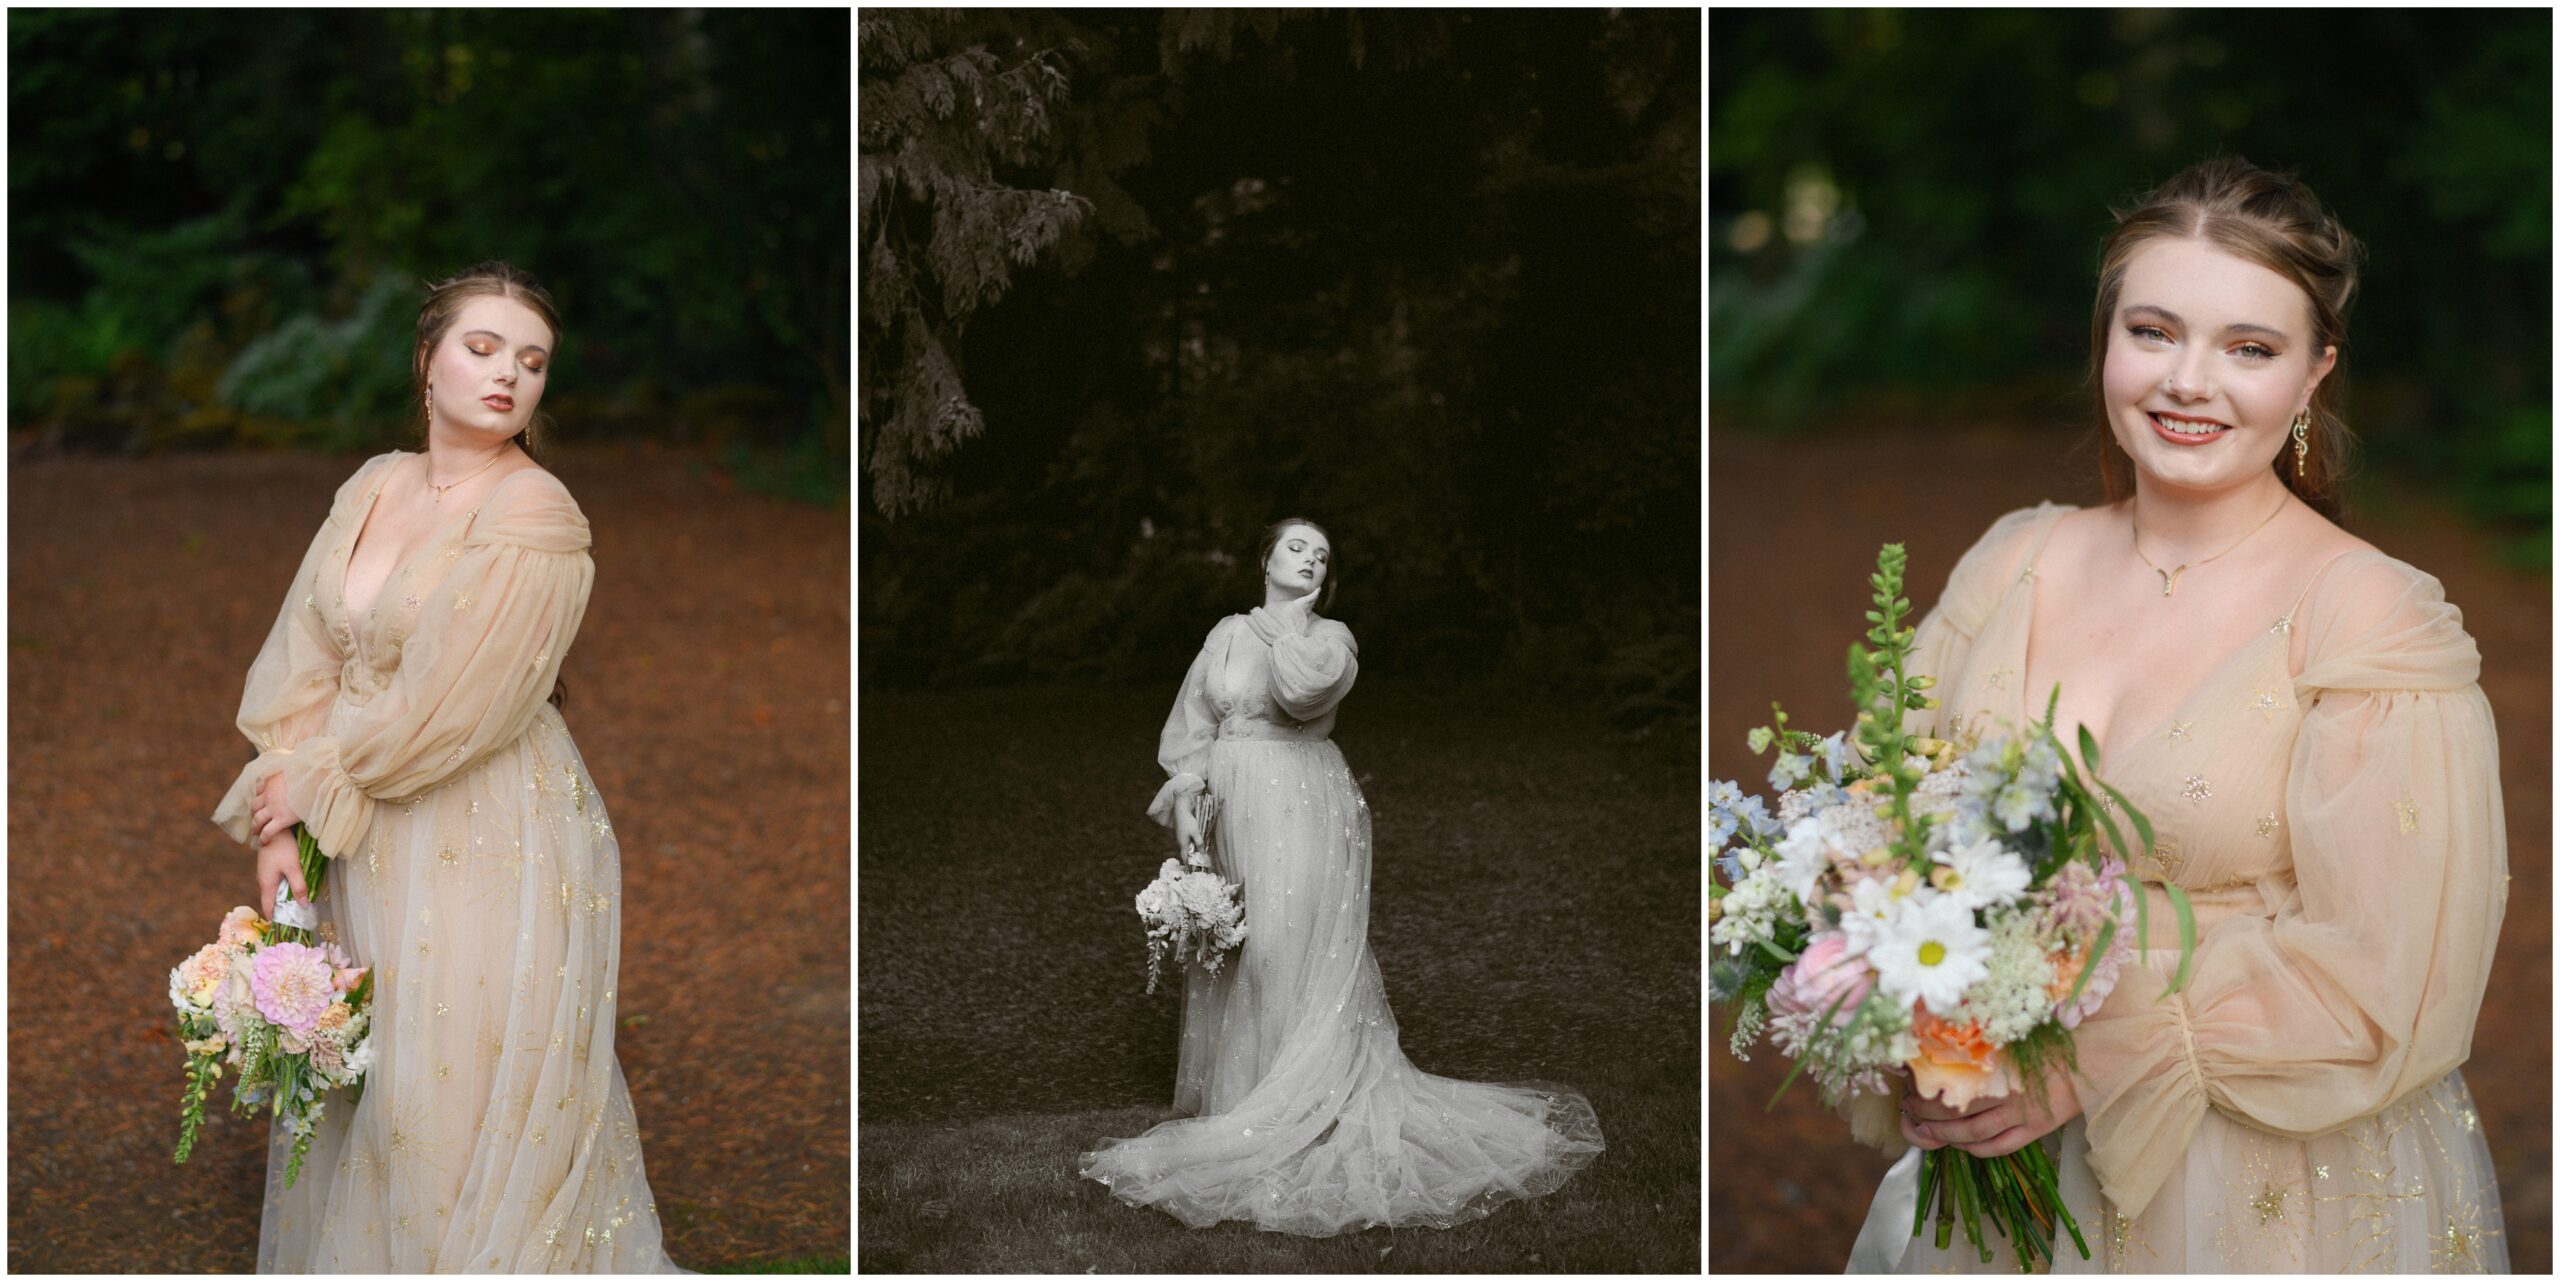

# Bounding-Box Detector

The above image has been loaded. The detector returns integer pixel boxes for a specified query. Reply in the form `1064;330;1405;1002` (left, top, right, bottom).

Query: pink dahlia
250;942;337;1034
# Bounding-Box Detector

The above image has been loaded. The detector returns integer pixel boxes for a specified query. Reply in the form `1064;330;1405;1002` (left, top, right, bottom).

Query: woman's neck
2126;474;2293;563
1262;583;1316;612
421;431;513;485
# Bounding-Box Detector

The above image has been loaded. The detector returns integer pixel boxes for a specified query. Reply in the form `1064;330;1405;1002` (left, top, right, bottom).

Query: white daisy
1867;893;1993;1017
1837;875;1908;957
1931;836;2033;911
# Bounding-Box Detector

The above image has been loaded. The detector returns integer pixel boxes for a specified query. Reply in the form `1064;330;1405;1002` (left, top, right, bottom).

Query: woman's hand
251;771;302;847
1174;792;1205;865
256;829;310;921
1899;1060;2081;1159
1269;576;1322;634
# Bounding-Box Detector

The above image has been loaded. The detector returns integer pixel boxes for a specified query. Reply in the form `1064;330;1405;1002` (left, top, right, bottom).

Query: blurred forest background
8;8;849;504
1710;9;2550;566
860;8;1701;726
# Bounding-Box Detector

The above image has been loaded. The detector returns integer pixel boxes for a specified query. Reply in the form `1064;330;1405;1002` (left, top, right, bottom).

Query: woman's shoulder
467;463;588;552
1943;500;2080;598
328;450;410;516
2293;538;2481;690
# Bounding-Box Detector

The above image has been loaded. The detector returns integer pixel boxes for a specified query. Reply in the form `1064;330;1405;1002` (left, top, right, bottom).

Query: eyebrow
2120;304;2290;343
463;329;551;357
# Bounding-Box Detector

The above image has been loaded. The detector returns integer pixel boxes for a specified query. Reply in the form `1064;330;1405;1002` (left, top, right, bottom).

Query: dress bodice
1208;614;1340;742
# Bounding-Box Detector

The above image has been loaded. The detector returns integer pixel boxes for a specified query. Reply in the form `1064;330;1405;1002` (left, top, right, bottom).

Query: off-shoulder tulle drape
1084;613;1602;1235
1839;509;2510;1273
209;453;687;1272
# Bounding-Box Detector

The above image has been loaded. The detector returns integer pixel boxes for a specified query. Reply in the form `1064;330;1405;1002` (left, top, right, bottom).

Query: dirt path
6;445;849;1271
1708;425;2549;1272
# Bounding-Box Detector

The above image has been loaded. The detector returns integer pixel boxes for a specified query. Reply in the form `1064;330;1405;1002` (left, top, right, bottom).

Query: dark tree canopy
857;10;1702;730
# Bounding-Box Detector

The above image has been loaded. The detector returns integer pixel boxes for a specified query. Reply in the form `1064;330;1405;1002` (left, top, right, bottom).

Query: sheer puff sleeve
209;454;398;845
1146;618;1232;828
1248;609;1358;722
213;473;594;857
2067;553;2507;1220
1899;503;2066;739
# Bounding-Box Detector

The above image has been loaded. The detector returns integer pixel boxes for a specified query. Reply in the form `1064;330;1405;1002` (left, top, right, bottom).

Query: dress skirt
1081;733;1605;1236
1848;947;2509;1273
255;700;687;1272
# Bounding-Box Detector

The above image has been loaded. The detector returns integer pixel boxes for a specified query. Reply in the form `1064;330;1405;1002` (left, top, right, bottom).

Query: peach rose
1907;1009;2021;1113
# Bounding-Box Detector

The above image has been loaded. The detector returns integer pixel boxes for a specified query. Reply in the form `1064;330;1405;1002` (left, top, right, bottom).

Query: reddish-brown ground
1708;425;2549;1272
6;444;849;1271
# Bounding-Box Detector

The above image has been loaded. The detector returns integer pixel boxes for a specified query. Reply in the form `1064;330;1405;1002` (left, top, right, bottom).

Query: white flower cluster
1711;850;1788;956
1967;910;2059;1045
1135;858;1249;993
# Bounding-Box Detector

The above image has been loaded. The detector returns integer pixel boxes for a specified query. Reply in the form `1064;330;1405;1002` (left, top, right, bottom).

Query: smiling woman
1835;158;2513;1273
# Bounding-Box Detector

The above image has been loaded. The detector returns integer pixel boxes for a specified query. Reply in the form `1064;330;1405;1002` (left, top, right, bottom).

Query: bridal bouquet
1709;543;2197;1271
1134;790;1249;993
172;825;374;1188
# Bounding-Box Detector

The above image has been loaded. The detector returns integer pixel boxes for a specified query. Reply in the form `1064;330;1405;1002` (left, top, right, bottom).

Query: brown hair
2088;156;2366;519
1257;517;1338;613
412;261;563;455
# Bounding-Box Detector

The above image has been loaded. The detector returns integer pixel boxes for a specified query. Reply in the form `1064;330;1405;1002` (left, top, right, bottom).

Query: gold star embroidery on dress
2248;686;2282;720
2167;719;2194;741
2154;833;2186;878
2395;798;2420;834
2314;1164;2330;1180
2250;1182;2290;1224
1981;664;2015;691
2459;1106;2480;1132
453;591;474;612
2271;613;2293;635
2182;774;2213;803
2256;812;2280;838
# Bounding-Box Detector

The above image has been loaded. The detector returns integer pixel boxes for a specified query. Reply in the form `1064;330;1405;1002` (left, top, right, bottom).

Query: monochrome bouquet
1710;543;2197;1270
171;825;375;1188
1134;789;1249;994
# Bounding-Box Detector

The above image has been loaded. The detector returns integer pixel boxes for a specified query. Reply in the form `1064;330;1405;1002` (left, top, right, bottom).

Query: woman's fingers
1923;1103;2016;1146
1959;1126;2038;1159
1899;1110;1944;1150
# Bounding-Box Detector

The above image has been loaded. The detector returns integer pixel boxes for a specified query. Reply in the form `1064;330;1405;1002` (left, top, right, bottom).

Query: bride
211;262;687;1271
1079;518;1606;1235
1842;157;2509;1272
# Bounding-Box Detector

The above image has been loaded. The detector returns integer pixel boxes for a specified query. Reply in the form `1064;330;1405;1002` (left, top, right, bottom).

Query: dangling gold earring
2291;410;2309;478
424;384;435;424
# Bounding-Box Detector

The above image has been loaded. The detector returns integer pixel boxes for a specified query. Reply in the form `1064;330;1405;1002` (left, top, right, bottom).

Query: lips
482;395;514;411
2146;410;2229;446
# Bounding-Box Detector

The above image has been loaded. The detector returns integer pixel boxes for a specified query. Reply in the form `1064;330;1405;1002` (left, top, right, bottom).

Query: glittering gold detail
416;935;434;956
2395;798;2419;834
404;594;420;610
440;846;461;868
531;651;549;672
2435;1214;2487;1269
2272;613;2293;634
2314;1164;2331;1180
435;1001;450;1016
1982;664;2014;690
2182;774;2213;803
2256;811;2280;838
439;1063;452;1079
453;591;475;612
2459;1106;2479;1132
2250;1182;2291;1224
2167;719;2194;741
2249;686;2282;720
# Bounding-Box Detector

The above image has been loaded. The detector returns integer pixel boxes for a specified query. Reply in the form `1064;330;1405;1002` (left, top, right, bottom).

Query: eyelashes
467;343;545;372
2126;325;2278;362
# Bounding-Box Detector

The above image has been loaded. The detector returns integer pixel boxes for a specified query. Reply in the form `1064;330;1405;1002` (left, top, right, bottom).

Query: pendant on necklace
2157;566;2184;596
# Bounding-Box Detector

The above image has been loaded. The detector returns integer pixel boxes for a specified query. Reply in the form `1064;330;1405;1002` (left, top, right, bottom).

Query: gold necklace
2129;492;2290;597
423;449;503;502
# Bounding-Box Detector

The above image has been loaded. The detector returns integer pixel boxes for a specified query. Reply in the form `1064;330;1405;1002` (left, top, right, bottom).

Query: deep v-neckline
2010;510;2296;775
340;455;531;645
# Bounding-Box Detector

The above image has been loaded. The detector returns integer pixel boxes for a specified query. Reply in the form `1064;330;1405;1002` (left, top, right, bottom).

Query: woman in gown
1079;518;1606;1235
1840;158;2509;1272
211;262;688;1272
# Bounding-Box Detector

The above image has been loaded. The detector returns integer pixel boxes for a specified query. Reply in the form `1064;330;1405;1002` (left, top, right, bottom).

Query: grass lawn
859;679;1699;1271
